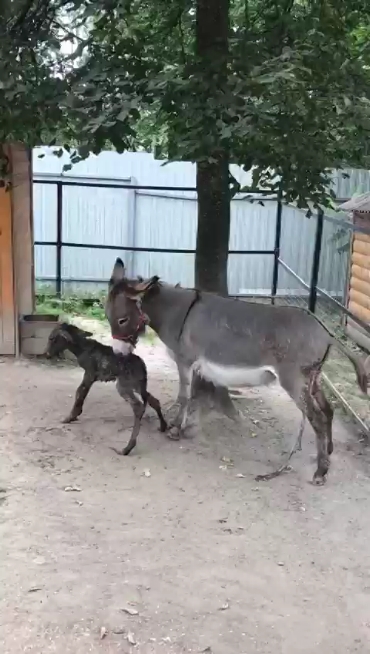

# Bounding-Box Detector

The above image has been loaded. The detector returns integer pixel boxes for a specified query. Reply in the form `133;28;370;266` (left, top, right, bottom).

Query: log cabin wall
346;211;370;351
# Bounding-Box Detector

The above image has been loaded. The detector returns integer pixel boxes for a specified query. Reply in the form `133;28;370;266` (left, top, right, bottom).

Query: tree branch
51;18;86;43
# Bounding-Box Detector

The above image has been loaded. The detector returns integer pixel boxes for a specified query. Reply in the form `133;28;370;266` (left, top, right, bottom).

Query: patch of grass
35;293;107;322
143;327;157;345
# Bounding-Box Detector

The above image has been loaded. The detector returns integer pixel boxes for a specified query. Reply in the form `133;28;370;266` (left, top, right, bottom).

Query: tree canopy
1;0;370;206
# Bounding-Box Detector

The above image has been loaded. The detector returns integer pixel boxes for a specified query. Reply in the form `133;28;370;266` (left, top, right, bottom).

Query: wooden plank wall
0;144;34;356
10;144;34;318
0;187;15;354
346;213;370;351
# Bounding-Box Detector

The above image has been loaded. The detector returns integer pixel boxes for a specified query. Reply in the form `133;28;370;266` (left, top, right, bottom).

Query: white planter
20;314;60;356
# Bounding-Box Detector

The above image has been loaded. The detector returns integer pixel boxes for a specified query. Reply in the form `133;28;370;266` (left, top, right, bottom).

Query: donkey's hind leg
311;378;334;455
279;368;330;485
112;384;145;456
305;387;331;484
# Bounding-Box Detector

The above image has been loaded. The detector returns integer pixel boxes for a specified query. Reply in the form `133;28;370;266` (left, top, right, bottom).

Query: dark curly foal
45;323;167;455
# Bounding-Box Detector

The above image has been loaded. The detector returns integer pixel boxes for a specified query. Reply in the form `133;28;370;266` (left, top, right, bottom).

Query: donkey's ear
125;275;159;299
109;258;126;286
135;275;159;294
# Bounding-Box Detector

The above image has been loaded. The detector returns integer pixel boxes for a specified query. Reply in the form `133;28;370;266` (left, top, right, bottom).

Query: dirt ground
2;334;370;654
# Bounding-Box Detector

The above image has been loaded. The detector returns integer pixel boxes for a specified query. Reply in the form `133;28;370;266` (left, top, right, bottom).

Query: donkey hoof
109;446;128;456
62;416;75;424
312;473;327;486
165;402;180;417
167;426;181;441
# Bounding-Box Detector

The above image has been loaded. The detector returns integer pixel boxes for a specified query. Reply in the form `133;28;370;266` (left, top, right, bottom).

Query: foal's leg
141;388;167;432
63;373;95;423
112;385;145;456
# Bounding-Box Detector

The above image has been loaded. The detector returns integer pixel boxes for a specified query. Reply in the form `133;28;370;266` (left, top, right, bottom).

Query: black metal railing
33;179;278;297
33;177;370;340
274;205;370;338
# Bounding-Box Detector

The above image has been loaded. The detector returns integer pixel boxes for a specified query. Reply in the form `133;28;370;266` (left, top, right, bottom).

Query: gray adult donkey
105;258;368;485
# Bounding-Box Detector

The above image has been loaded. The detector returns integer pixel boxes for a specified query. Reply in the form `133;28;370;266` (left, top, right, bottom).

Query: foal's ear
109;258;126;287
59;327;74;342
125;275;160;299
65;323;93;339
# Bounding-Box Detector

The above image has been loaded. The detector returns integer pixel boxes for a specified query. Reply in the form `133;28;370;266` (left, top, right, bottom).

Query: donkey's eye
118;317;129;326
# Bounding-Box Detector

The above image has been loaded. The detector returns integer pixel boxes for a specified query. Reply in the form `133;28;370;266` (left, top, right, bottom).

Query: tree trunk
195;156;230;295
193;0;237;418
195;0;230;295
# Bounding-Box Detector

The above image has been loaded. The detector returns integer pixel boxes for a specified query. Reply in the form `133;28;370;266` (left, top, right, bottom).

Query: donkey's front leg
167;361;192;440
63;373;95;423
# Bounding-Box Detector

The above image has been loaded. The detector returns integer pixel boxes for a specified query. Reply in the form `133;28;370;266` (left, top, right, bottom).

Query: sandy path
1;339;370;653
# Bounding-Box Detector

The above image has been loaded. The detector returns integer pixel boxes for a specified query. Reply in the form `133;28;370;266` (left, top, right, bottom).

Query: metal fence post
271;195;282;304
308;208;324;313
56;182;63;297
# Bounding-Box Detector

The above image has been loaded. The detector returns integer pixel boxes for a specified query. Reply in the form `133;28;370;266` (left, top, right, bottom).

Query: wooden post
0;184;16;354
10;144;34;318
0;143;34;355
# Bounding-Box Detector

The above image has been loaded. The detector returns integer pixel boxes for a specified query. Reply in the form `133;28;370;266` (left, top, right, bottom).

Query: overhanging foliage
1;0;370;206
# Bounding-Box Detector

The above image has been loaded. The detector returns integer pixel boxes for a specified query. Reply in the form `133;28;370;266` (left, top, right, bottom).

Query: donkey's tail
335;341;368;394
308;309;369;394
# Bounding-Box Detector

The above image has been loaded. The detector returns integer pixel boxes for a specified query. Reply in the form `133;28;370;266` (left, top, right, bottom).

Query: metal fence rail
33;177;370;337
33;179;279;297
274;207;370;338
34;178;370;430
